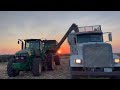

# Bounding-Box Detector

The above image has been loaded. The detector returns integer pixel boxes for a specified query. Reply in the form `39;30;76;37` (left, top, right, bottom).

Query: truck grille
83;43;113;67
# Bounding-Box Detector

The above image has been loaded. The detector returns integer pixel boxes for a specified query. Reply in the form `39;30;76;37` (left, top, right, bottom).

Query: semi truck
68;24;120;79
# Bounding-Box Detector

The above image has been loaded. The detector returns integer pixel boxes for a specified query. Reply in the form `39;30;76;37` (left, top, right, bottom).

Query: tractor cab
24;39;43;51
16;39;43;57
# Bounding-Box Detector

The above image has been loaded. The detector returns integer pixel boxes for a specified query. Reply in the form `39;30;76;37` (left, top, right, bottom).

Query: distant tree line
0;53;119;63
0;55;14;62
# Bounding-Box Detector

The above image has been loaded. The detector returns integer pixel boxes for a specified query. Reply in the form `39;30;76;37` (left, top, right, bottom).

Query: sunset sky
0;11;120;54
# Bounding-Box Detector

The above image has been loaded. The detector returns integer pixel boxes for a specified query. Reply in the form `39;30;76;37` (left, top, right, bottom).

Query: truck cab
68;25;120;79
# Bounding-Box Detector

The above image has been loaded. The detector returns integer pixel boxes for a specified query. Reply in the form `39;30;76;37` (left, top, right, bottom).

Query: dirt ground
0;56;71;79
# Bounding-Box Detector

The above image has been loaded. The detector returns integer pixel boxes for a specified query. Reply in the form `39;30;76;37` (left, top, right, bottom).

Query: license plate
104;68;112;72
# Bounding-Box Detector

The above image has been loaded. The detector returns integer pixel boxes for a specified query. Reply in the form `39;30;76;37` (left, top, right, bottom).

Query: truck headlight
114;59;120;63
74;59;82;64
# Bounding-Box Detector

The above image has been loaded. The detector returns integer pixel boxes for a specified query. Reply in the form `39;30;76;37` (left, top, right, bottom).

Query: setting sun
57;50;61;54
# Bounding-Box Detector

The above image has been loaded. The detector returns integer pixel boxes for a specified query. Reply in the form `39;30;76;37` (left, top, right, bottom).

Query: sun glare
58;51;61;54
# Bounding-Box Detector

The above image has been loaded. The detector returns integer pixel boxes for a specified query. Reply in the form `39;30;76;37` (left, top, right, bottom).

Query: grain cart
7;24;79;77
43;40;60;65
68;24;120;79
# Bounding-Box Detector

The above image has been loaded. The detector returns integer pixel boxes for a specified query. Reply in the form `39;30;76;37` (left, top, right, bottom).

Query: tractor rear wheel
7;59;20;77
46;53;55;70
54;55;60;65
32;58;42;76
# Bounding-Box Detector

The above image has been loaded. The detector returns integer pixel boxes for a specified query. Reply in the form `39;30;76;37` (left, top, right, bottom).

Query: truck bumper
71;71;120;77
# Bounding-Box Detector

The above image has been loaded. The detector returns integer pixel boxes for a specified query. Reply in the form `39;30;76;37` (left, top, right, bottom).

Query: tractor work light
114;59;120;63
16;57;19;60
21;57;24;60
74;59;82;64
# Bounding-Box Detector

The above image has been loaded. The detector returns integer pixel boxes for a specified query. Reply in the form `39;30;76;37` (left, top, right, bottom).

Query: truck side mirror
108;33;112;41
18;41;19;44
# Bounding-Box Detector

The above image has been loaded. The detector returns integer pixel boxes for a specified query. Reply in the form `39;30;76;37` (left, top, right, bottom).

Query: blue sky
0;11;120;54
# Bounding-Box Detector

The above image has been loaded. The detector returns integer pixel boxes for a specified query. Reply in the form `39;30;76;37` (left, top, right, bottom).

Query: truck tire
110;76;120;79
71;75;78;79
70;67;76;79
70;67;78;79
69;60;76;79
69;60;81;79
46;53;55;70
54;55;60;65
32;58;42;76
7;59;19;77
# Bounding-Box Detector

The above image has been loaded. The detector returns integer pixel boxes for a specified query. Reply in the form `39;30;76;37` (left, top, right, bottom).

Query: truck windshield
26;41;39;49
77;34;103;43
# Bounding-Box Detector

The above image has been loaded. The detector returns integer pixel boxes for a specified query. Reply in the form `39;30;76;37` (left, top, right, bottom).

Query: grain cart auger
68;24;120;79
54;23;79;53
42;23;79;66
7;23;79;77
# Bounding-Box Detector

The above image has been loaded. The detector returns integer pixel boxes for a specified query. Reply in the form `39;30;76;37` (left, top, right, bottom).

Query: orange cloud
0;36;120;55
57;41;70;54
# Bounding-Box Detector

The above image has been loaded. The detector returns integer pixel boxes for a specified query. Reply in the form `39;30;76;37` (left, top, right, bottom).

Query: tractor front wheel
32;58;42;76
7;59;20;77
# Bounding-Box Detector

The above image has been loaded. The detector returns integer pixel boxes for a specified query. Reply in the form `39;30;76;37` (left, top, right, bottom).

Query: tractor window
40;41;43;50
26;43;30;48
26;41;40;50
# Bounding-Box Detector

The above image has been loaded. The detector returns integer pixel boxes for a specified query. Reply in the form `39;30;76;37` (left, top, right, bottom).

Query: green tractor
7;39;60;77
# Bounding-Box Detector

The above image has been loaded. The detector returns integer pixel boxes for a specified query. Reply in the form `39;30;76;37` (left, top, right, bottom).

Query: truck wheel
54;55;60;65
32;58;42;76
110;76;120;79
69;60;76;79
71;75;79;79
69;60;75;79
70;66;81;79
47;53;55;70
7;59;19;77
70;67;79;79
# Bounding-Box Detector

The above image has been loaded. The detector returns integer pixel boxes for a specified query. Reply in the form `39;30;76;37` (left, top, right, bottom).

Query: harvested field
0;54;120;79
0;55;71;79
